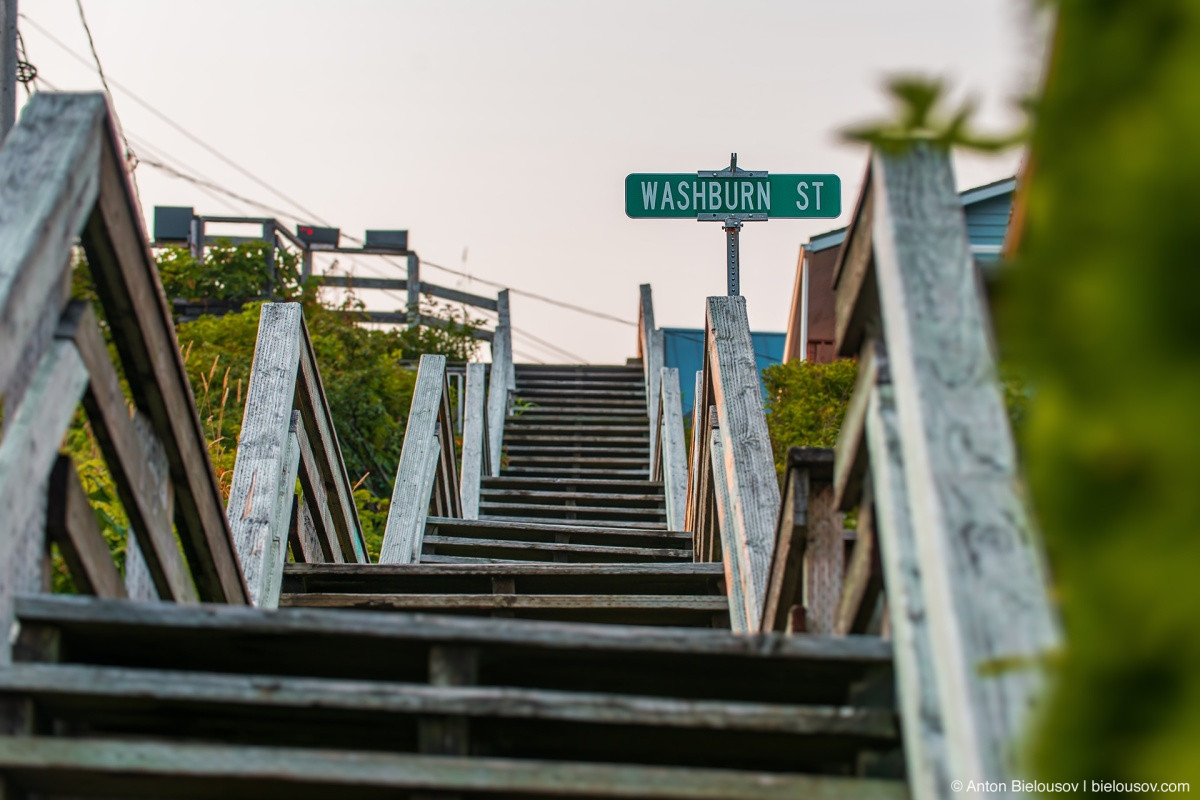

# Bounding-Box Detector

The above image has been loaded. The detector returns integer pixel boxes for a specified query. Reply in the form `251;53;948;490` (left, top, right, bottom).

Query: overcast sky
19;1;1043;364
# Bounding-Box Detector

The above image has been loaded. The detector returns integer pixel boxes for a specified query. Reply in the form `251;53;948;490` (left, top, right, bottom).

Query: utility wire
73;0;141;209
24;12;637;335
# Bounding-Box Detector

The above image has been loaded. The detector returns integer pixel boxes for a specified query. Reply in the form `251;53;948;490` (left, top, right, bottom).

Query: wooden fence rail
683;296;780;633
379;354;463;563
1;93;251;666
819;144;1059;798
225;302;370;607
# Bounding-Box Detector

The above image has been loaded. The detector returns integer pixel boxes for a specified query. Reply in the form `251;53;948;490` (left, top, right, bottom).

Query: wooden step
422;535;688;563
479;488;666;507
503;466;651;478
0;736;908;799
506;455;649;467
13;595;895;703
504;445;650;459
503;434;651;446
482;476;663;492
517;379;648;391
425;517;681;546
518;388;646;399
478;501;666;520
478;514;669;531
503;424;649;437
514;407;648;418
280;593;728;626
281;562;725;596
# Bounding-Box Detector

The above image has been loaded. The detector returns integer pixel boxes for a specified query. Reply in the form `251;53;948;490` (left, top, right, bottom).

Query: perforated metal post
723;217;742;296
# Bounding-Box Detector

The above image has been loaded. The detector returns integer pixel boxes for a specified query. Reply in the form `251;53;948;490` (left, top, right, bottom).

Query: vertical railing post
655;367;688;531
460;362;490;520
406;252;421;328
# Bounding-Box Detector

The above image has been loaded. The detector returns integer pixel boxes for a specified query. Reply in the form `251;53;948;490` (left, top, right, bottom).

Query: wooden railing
637;285;688;529
0;93;251;666
225;303;370;607
683;296;781;633
760;145;1060;798
377;354;463;563
459;361;491;520
486;289;513;476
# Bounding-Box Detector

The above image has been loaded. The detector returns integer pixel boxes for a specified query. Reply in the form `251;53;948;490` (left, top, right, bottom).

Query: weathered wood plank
433;369;463;519
381;354;447;563
865;380;950;800
0;339;89;666
226;303;302;606
46;456;126;599
259;412;302;609
0;736;909;800
706;296;780;632
832;163;877;358
283;594;730;612
761;449;815;633
16;593;896;662
871;145;1058;785
0;662;898;738
293;412;341;563
833;337;882;510
684;371;706;552
294;313;366;562
57;301;194;603
81;118;247;604
834;484;883;636
486;326;511;476
419;280;499;311
709;431;748;633
802;471;843;636
123;412;175;601
647;328;664;470
0;93;103;404
422;535;691;561
460;362;489;520
657;367;688;532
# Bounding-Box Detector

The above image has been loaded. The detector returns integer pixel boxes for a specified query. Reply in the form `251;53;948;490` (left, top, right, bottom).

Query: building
782;176;1016;363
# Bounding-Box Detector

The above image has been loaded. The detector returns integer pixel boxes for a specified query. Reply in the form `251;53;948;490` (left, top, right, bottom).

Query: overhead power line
23;13;637;335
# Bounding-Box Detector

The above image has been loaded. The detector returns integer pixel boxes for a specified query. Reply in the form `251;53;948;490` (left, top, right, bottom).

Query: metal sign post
698;154;764;297
625;155;840;296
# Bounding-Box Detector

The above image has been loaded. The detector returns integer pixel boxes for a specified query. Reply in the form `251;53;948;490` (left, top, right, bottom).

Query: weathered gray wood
834;338;882;510
646;328;664;470
762;450;817;633
406;251;421;326
871;145;1058;786
422;535;691;562
293;412;341;563
832;165;878;359
285;594;730;612
706;296;781;632
260;412;302;609
486;326;511;476
81;117;247;604
865;380;950;800
0;662;897;738
226;303;302;606
835;485;883;637
656;367;688;532
497;289;515;394
801;476;843;636
0;736;908;800
0;339;89;666
17;592;896;662
432;371;463;519
123;412;176;602
58;302;193;603
419;280;499;311
381;354;447;563
46;456;127;599
460;362;489;520
709;432;749;633
684;371;706;548
294;314;366;562
0;94;103;405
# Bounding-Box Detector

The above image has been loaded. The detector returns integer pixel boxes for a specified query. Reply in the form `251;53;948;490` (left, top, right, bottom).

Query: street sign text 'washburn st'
624;173;842;219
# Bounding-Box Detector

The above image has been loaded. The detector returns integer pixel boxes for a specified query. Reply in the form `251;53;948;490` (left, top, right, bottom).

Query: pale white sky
19;0;1042;364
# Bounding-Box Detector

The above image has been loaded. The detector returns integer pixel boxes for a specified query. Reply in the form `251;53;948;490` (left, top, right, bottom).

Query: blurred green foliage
762;359;859;478
999;1;1200;787
63;241;483;573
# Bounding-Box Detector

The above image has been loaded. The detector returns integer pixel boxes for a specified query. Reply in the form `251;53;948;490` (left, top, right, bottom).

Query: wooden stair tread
0;737;909;799
280;593;729;613
0;663;897;738
422;535;689;561
478;501;666;517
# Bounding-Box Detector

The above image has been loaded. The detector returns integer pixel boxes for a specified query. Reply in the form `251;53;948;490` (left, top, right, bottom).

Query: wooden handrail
824;144;1059;796
682;296;780;633
486;289;513;476
459;362;491;520
226;302;370;607
379;354;463;563
636;284;665;470
1;92;252;666
651;367;688;531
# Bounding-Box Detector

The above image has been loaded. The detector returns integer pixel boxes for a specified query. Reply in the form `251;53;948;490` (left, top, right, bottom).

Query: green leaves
842;75;1025;153
761;359;858;479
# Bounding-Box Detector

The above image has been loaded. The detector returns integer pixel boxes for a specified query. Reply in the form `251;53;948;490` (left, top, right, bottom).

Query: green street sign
624;173;841;219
